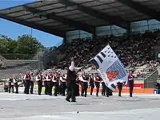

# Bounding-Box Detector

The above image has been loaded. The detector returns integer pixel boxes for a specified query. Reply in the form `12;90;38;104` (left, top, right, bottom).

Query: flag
92;44;128;91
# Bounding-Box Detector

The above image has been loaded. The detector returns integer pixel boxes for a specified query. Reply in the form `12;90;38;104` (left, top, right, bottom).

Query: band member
79;73;88;97
36;72;43;95
24;72;31;94
13;76;19;94
75;77;80;96
66;59;77;102
46;72;53;96
117;81;123;97
8;77;14;93
59;74;67;96
101;81;106;96
94;73;102;96
30;72;35;94
89;74;94;95
128;70;134;97
44;73;48;95
52;72;59;96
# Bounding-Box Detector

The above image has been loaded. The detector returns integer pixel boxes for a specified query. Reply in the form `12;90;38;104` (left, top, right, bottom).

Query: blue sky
0;0;63;47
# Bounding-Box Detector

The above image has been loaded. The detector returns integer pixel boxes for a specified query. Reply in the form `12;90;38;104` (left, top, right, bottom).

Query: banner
92;44;128;91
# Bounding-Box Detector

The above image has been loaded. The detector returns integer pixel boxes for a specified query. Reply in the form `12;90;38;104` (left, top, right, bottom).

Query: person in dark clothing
80;73;88;97
75;78;80;96
117;81;123;97
36;72;43;95
89;74;94;95
94;74;102;96
52;73;59;96
24;72;31;94
30;73;35;94
101;81;106;96
44;74;48;95
47;72;53;96
14;77;19;94
106;86;113;97
59;74;67;96
66;59;77;102
8;77;14;93
128;71;134;97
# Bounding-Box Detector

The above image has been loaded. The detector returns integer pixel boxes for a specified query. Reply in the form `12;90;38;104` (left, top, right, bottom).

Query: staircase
0;60;39;80
144;69;158;88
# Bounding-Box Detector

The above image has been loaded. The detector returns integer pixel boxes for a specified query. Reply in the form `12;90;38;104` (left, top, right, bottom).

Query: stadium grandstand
1;0;160;93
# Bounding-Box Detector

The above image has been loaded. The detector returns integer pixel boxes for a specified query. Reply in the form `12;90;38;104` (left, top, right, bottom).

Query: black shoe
71;100;76;102
66;98;70;102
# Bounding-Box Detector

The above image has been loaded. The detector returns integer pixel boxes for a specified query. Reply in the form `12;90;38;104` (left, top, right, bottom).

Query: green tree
6;40;17;53
0;35;12;54
16;35;43;55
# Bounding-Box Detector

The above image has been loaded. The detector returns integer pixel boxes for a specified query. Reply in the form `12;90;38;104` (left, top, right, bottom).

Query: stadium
0;0;160;93
1;0;160;119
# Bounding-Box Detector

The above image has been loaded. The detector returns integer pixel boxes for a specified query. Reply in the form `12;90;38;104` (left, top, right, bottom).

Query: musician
79;73;88;97
8;76;14;93
101;81;106;96
36;71;43;95
117;81;123;97
52;72;59;96
23;72;31;94
30;72;35;94
94;73;102;96
89;74;94;95
47;72;53;96
44;73;48;95
13;75;19;94
59;74;67;96
128;70;134;97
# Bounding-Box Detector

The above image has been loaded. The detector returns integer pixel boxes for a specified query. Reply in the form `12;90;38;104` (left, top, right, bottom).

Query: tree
6;40;17;53
0;35;12;54
15;35;43;55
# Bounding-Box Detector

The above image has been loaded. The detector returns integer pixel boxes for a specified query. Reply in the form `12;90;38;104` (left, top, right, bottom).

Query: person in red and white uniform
128;70;134;97
13;75;19;94
59;74;67;96
30;72;35;94
79;73;88;97
89;74;94;95
94;73;102;96
23;72;31;94
8;76;14;93
52;72;59;96
36;71;43;95
44;73;48;95
46;71;53;96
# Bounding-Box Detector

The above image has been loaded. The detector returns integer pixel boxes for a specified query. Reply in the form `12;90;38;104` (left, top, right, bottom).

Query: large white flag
92;44;128;91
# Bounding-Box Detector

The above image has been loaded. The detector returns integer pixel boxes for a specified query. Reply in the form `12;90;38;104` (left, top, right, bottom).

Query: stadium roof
0;0;160;38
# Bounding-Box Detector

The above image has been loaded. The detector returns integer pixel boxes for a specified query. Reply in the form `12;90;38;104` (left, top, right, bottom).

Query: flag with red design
92;44;128;91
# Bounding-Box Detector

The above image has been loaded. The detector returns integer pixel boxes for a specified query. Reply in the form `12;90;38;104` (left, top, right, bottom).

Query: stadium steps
0;60;39;80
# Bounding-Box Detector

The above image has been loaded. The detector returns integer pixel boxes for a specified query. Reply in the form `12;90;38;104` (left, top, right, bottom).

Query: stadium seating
47;30;159;84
